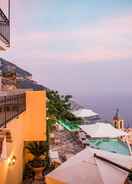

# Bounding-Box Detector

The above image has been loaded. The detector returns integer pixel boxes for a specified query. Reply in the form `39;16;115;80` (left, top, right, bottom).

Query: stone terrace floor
50;128;84;161
23;128;84;184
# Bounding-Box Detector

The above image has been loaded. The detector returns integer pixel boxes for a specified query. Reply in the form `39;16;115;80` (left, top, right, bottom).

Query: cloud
3;14;132;63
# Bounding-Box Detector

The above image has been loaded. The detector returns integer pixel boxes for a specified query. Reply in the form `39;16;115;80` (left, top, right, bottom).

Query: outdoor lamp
8;155;16;166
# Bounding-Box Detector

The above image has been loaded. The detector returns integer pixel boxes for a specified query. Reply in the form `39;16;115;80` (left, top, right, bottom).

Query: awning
80;123;127;138
57;119;80;132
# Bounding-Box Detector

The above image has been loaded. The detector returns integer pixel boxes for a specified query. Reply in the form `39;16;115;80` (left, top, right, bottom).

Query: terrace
49;122;83;163
78;123;132;156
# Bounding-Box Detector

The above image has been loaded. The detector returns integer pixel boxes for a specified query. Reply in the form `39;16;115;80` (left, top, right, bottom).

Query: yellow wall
0;90;46;184
24;91;46;141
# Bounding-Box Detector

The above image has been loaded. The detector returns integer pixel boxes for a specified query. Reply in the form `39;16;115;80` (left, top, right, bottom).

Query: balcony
0;4;10;50
0;93;26;128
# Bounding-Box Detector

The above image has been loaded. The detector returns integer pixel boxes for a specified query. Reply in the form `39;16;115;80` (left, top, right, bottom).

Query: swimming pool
88;138;130;155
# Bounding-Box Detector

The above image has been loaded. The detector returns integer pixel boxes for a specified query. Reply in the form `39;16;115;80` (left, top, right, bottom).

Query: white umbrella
46;147;132;184
80;123;127;138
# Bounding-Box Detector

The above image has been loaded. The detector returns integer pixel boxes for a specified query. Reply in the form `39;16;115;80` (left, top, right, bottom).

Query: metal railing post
4;96;6;128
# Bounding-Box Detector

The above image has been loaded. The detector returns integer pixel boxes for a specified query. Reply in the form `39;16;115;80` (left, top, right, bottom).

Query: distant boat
71;108;100;124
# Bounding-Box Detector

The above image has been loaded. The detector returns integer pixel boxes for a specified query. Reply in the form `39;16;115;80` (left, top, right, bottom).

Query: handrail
0;7;10;46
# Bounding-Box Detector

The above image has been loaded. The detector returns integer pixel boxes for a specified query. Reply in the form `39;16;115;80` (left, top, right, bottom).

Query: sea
76;94;132;128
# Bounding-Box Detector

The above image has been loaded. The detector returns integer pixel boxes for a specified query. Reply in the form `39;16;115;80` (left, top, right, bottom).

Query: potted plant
25;141;49;181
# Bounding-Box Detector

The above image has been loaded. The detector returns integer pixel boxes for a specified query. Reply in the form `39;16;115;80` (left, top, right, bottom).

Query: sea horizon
75;93;132;128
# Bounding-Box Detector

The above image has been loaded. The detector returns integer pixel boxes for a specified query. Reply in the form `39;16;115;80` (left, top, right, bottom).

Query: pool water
88;139;130;155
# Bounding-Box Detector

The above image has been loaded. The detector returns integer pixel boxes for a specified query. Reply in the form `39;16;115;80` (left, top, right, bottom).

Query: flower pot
33;167;44;184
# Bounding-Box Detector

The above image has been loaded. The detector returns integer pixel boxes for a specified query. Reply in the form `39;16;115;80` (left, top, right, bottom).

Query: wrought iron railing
0;93;26;127
0;7;10;46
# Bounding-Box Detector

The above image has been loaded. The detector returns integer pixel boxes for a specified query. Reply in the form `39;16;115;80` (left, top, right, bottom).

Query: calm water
76;94;132;128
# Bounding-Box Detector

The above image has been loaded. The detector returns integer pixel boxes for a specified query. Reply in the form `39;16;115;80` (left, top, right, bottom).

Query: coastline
75;94;132;128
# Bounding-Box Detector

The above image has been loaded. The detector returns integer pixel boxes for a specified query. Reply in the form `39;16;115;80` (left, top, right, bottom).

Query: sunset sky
1;0;132;98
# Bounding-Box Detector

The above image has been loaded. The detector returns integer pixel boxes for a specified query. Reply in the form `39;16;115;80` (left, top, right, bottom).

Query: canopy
72;108;98;118
57;119;80;132
80;123;127;138
46;147;132;184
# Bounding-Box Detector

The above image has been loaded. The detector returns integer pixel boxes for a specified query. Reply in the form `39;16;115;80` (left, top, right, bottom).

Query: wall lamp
8;156;16;166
